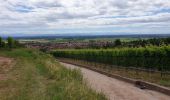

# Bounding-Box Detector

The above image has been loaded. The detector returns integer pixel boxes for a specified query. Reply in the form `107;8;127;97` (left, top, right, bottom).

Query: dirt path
0;57;13;81
60;62;170;100
0;57;13;67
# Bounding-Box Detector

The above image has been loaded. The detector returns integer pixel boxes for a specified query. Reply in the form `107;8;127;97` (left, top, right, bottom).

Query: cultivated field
52;46;170;87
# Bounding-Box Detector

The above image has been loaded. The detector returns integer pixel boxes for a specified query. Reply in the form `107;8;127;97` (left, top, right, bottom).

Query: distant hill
14;34;170;39
1;33;170;39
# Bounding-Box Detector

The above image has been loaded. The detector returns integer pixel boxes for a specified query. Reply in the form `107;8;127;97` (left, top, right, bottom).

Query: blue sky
0;0;170;36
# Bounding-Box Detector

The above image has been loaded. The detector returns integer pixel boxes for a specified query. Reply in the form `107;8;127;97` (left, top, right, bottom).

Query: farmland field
52;46;170;87
52;46;170;71
2;0;170;98
1;36;170;99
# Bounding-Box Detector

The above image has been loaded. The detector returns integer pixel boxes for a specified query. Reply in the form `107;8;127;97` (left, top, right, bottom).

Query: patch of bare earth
0;57;14;81
61;62;170;100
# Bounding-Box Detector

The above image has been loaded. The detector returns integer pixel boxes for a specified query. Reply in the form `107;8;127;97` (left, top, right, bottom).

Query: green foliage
52;46;170;71
7;37;14;48
14;40;24;48
0;49;106;100
125;37;170;47
0;37;2;47
114;39;122;46
0;37;6;48
0;36;23;49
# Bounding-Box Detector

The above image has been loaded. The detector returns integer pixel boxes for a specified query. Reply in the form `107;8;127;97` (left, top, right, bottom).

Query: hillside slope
0;49;106;100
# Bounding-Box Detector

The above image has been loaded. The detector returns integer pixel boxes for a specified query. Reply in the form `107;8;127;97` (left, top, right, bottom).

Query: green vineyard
52;46;170;71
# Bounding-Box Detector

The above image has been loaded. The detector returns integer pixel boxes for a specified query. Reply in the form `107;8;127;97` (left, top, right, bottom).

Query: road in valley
60;62;170;100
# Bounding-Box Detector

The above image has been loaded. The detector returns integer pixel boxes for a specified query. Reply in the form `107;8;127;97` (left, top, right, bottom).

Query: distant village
22;37;170;51
23;41;115;50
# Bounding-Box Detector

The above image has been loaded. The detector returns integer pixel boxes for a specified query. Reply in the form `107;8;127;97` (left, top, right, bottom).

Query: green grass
0;48;106;100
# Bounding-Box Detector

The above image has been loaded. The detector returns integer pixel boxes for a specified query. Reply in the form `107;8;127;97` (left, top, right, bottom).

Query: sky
0;0;170;36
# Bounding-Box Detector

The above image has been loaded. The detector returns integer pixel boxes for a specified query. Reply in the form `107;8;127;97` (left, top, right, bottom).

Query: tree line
124;38;170;47
88;37;170;49
0;36;22;49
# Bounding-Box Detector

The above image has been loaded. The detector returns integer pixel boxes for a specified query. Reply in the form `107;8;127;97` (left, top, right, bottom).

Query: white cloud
0;0;170;34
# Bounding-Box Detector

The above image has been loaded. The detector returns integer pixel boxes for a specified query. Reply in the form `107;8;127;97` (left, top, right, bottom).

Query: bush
7;37;14;48
114;39;122;46
0;37;2;47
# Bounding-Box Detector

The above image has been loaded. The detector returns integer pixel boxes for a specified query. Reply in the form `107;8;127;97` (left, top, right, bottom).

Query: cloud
0;0;170;35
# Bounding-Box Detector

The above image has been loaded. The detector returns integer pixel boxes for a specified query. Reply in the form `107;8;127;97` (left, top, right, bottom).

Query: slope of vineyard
52;46;170;71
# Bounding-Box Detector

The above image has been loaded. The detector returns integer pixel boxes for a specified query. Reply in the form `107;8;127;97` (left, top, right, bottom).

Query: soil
0;57;13;80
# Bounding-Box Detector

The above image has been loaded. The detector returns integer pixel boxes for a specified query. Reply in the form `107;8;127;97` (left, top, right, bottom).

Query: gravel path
60;62;170;100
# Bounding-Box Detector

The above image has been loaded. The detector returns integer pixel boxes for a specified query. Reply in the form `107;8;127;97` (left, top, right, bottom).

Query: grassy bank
0;48;106;100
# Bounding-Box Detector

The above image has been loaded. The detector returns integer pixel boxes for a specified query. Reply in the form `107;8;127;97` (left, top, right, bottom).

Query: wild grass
0;48;106;100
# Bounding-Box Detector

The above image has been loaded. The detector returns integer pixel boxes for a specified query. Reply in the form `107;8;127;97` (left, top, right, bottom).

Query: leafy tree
1;41;6;48
114;39;122;46
14;40;22;47
7;37;14;48
0;37;6;48
0;37;2;48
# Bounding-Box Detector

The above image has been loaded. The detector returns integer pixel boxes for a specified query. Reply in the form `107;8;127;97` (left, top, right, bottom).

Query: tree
114;39;122;46
2;41;6;48
14;40;22;47
7;37;14;48
0;37;2;48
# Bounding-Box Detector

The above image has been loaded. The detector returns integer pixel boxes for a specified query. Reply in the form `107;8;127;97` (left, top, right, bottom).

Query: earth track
60;62;170;100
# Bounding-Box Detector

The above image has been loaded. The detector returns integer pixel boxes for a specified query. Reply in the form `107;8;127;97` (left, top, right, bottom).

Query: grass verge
0;48;106;100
